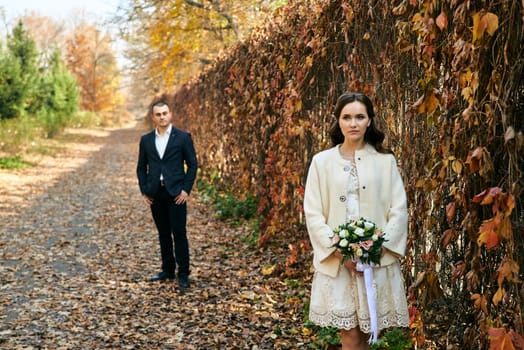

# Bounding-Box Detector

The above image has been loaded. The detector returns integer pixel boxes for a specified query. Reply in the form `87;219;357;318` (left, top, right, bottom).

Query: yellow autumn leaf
462;86;473;103
452;159;463;174
459;69;473;87
501;192;516;216
472;12;483;43
262;264;276;276
279;57;287;72
295;99;302;112
492;286;505;306
471;293;488;315
392;3;406;15
499;215;513;240
305;55;314;67
411;12;422;24
472;12;499;43
484;12;499;35
415;179;425;188
417;91;439;114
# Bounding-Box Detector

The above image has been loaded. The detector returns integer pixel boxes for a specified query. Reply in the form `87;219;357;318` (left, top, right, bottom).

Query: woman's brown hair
329;92;392;154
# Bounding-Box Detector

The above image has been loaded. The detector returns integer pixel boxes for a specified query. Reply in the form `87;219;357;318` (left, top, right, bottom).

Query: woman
304;92;409;349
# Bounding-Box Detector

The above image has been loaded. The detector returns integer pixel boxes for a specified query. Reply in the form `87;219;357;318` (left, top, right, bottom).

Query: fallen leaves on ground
0;122;311;349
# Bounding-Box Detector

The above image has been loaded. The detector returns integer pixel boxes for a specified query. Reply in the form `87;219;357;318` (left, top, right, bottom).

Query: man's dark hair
150;99;170;113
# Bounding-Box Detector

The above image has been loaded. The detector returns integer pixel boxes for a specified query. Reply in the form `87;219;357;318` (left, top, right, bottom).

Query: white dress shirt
155;124;172;180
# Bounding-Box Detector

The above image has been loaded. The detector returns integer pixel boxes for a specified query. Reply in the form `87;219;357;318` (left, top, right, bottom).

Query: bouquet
329;217;387;344
329;217;387;266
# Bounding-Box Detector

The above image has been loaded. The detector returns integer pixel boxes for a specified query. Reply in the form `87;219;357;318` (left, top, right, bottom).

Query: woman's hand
343;259;359;273
333;250;360;274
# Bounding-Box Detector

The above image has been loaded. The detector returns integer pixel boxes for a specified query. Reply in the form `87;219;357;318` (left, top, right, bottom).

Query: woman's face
338;101;371;145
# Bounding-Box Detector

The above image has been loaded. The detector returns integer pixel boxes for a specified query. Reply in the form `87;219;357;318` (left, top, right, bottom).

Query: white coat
304;144;408;278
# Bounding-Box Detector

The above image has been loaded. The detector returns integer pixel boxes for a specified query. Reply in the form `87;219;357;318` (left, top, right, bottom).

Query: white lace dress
308;156;410;332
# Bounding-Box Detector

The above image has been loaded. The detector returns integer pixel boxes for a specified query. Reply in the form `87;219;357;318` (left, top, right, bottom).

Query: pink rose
360;240;374;250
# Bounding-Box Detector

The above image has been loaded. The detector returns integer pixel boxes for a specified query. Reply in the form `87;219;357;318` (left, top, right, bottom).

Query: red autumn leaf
451;260;466;282
436;11;448;31
500;193;516;216
509;330;524;350
466;147;483;173
423;44;437;58
473;187;502;205
408;304;419;324
483;187;502;206
446;201;456;224
441;228;457;248
488;327;516;350
497;258;519;286
472;188;489;203
340;2;354;22
477;217;499;249
466;270;480;290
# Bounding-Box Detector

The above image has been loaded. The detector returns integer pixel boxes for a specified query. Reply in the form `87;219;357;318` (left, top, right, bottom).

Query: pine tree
7;20;40;114
38;50;79;137
0;42;25;119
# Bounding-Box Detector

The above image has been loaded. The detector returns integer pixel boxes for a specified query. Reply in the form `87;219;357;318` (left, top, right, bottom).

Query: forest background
0;0;522;349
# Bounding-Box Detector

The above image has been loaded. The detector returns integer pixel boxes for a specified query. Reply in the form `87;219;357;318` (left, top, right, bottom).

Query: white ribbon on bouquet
356;262;378;344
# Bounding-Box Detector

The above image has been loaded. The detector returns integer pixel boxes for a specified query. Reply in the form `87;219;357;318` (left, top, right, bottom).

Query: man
137;99;198;288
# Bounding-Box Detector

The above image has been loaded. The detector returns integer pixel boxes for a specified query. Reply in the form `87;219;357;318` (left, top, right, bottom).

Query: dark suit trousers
150;186;189;277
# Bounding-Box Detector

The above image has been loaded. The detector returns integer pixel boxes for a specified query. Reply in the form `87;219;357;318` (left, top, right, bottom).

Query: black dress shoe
178;275;190;288
148;271;175;282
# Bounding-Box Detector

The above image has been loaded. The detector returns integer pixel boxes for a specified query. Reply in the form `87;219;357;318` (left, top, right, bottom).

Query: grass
0;155;31;169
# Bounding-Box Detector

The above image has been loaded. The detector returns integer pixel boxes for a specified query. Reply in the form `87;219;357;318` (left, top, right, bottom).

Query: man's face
152;104;172;128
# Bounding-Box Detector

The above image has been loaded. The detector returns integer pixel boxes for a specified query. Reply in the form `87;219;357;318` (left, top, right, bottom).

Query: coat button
362;186;366;190
340;195;346;202
343;166;351;172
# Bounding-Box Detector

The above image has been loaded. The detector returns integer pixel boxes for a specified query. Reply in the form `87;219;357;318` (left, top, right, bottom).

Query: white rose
339;239;349;248
339;229;349;238
356;248;363;257
372;233;378;241
364;221;375;230
354;227;365;237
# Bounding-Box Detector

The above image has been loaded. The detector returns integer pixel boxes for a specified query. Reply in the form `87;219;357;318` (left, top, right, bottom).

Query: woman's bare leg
340;328;370;350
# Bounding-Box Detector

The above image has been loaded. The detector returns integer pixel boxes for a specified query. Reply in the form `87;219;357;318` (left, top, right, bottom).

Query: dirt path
0;122;308;349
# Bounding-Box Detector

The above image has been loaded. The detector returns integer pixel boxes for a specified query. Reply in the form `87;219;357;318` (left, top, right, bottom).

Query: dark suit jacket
137;126;198;198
